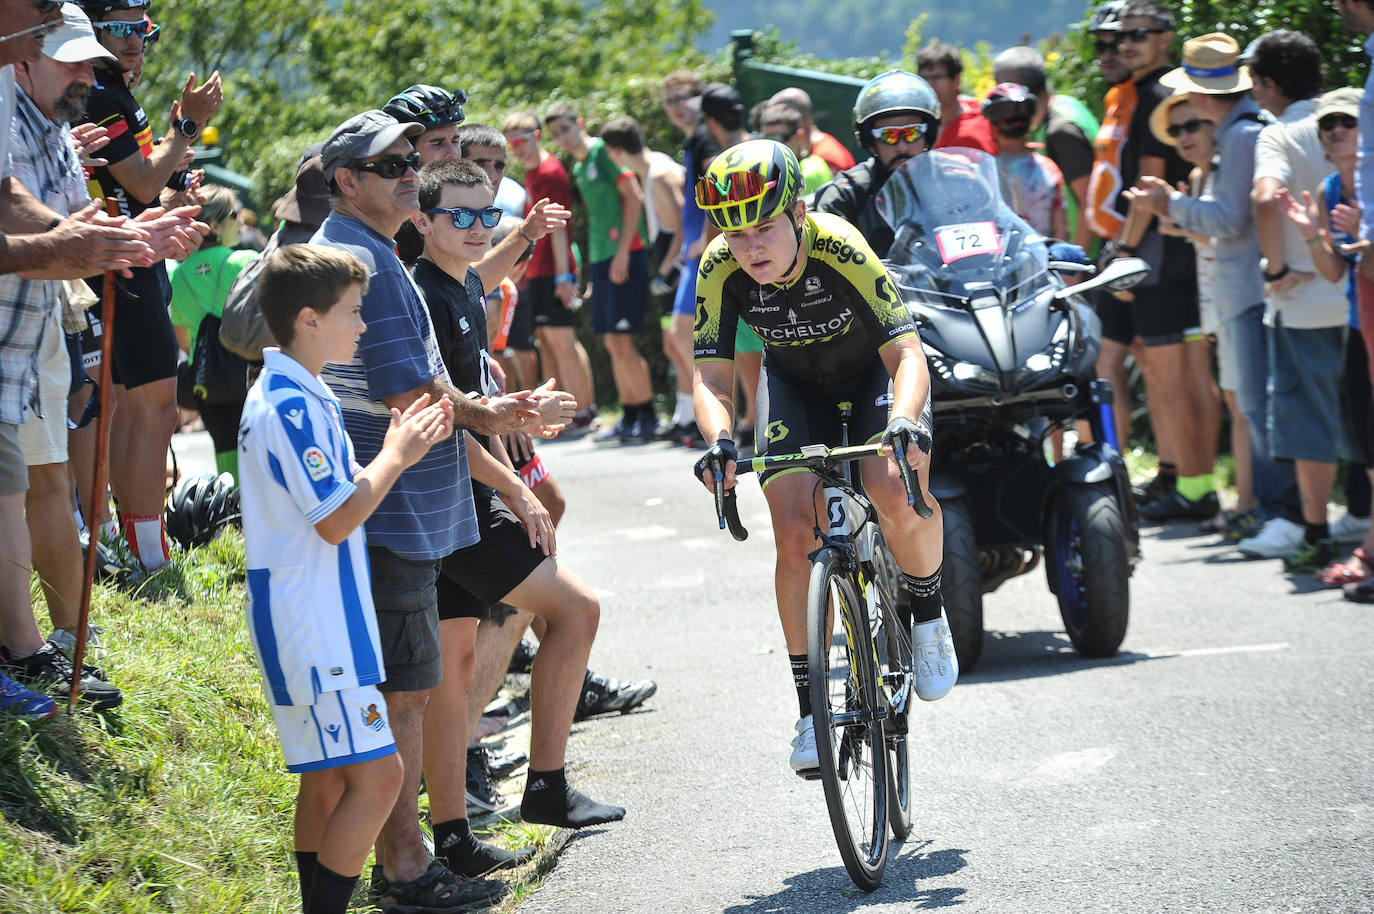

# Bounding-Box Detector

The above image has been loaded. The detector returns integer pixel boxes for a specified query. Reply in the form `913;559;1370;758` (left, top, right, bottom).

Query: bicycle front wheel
807;547;888;891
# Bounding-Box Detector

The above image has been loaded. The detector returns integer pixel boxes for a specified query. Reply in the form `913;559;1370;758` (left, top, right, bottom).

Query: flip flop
1316;547;1374;586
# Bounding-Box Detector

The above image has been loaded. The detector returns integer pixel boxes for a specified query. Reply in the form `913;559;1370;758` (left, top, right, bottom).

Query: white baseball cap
44;4;116;63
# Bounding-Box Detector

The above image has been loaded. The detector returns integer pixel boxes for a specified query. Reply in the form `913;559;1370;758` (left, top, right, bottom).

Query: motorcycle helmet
1087;0;1125;33
696;139;804;232
165;472;241;550
853;70;941;152
383;85;468;131
981;83;1037;138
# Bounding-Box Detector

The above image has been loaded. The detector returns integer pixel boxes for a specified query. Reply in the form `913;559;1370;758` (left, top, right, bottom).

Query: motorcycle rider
812;70;940;258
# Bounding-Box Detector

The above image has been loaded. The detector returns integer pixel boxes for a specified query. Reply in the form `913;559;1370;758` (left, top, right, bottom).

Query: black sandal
379;859;505;913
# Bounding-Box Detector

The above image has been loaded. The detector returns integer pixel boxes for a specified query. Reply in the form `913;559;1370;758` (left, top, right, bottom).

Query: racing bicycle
707;402;932;890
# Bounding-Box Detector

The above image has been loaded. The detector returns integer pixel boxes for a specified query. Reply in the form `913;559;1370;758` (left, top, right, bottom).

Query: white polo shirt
238;348;384;707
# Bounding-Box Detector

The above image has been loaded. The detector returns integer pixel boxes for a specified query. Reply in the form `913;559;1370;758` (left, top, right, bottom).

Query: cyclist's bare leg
762;472;826;654
862;454;942;576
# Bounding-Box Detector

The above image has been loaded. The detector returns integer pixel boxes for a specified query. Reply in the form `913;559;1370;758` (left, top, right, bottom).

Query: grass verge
0;530;554;913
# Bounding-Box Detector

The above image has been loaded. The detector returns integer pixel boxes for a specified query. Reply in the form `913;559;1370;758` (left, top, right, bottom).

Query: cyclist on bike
691;140;956;776
813;69;941;258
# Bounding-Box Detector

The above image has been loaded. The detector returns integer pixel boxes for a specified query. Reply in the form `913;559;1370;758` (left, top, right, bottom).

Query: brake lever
893;440;934;519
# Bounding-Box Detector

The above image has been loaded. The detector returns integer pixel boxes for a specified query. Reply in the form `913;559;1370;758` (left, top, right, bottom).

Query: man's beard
54;83;89;123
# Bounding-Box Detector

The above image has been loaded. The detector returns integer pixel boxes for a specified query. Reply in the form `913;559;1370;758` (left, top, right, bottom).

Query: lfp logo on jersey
301;446;332;482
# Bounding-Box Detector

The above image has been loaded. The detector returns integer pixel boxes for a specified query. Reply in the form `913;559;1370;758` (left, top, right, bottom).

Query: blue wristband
555;272;576;284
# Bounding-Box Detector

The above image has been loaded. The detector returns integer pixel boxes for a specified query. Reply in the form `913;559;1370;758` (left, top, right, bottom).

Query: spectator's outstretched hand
1123;176;1171;217
70;123;109;167
135;205;209;260
520;197;571;241
384;393;453;468
21;200;154;280
1332;200;1362;239
481;392;540;434
1274;187;1321;240
174;71;223;126
530;378;575;434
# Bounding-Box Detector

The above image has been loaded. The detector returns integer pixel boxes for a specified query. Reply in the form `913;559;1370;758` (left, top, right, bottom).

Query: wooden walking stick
69;199;121;710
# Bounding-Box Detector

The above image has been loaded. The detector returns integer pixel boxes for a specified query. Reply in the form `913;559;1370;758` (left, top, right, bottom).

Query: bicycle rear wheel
808;547;888;891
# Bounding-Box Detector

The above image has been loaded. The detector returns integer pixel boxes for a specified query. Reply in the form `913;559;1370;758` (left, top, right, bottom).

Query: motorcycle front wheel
1047;482;1131;657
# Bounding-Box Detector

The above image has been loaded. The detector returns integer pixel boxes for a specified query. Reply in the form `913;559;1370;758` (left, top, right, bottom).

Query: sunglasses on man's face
1166;118;1211;139
426;206;503;229
354;152;420;180
1094;39;1121;55
506;131;536;149
92;19;154;39
32;0;60;14
1120;26;1167;43
870;122;930;145
1319;114;1358;132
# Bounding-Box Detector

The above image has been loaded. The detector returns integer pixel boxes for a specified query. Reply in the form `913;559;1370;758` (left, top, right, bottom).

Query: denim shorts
1267;319;1348;464
367;546;443;693
1213;303;1265;393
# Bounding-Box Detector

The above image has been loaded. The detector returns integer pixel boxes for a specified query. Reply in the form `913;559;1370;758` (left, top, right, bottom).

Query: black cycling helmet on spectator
165;472;240;550
853;70;940;153
77;0;150;19
383;85;468;131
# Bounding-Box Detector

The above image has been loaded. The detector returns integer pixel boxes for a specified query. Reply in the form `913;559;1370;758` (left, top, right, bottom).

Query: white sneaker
1236;517;1305;559
913;611;958;701
1331;512;1372;544
789;715;819;773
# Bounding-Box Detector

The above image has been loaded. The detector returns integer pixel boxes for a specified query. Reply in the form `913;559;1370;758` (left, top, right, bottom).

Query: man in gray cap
312;109;543;910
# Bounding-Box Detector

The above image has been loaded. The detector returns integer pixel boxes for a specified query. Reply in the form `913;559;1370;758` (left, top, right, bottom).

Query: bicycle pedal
796;768;823;781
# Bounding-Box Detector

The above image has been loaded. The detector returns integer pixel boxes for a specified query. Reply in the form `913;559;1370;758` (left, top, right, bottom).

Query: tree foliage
140;0;712;206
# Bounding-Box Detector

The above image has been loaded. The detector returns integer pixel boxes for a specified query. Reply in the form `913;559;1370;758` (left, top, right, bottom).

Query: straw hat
1160;32;1252;94
1149;90;1196;147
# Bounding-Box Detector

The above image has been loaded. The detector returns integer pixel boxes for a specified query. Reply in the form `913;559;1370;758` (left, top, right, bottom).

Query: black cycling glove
693;438;739;484
881;416;932;456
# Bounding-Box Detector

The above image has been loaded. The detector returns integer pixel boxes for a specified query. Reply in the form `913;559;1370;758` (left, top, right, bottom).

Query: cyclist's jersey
694;211;916;390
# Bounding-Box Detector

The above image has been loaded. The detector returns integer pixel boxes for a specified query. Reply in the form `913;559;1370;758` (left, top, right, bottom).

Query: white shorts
269;683;397;773
18;321;71;467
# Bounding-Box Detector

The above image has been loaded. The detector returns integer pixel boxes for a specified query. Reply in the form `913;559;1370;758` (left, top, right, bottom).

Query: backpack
220;229;284;361
192;312;252;406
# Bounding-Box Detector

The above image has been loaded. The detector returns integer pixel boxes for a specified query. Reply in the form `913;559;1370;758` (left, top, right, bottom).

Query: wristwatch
172;116;198;140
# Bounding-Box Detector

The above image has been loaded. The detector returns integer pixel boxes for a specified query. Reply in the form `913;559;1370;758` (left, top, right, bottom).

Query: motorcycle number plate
935;221;1001;263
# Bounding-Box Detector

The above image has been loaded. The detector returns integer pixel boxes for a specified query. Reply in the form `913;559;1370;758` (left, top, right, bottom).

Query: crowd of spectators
3;0;1374;909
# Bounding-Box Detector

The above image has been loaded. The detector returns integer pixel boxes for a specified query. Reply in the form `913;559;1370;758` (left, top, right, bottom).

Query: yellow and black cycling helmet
695;139;804;231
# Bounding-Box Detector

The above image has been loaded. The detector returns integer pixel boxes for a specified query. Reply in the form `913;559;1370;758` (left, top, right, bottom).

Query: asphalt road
498;432;1374;914
167;426;1374;912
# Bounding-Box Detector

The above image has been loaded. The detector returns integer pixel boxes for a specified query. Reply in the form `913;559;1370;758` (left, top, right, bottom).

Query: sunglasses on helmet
353;152;420;180
869;122;930;145
425;206;503;229
694;170;773;211
91;18;154;39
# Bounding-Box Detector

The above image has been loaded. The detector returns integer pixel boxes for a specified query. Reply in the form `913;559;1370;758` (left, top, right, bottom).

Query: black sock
789;653;811;717
1158;463;1178;488
294;850;318;911
434;816;531;876
521;767;625;828
903;567;944;624
1305;522;1330;544
304;862;358;914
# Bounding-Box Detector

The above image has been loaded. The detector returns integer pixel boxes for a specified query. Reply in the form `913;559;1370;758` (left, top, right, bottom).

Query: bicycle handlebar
709;441;933;538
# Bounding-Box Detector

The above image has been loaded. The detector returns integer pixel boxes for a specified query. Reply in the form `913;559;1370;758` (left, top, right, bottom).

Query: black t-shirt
412;257;499;496
1125;66;1196;283
84;64;154;219
684;124;720;181
813;158;895;258
1044;109;1094;185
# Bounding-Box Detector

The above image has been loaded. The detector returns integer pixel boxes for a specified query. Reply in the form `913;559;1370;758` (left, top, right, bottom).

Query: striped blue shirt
312;214;477;559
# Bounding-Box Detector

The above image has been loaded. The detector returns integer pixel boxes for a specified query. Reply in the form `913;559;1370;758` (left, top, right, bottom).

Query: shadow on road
721;841;970;912
960;629;1154;684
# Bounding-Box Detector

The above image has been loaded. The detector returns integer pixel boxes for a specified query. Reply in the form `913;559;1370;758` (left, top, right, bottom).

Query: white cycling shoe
789;714;820;774
913;611;958;701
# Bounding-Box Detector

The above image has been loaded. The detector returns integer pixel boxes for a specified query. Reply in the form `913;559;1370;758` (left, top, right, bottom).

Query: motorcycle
874;147;1148;671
